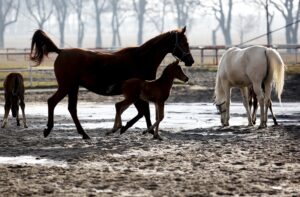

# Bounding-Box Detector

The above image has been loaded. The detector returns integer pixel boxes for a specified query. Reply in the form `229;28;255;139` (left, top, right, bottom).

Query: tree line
0;0;300;49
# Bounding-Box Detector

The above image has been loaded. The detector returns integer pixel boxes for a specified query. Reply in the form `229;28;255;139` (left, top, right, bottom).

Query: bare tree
246;0;274;45
25;0;53;30
207;0;234;45
53;0;69;48
0;0;20;48
71;0;86;47
270;0;300;45
148;0;171;33
110;0;128;47
133;0;147;45
172;0;200;29
235;14;258;44
94;0;107;48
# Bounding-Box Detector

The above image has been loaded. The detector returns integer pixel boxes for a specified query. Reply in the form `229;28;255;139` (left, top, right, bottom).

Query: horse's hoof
82;134;91;140
43;129;51;138
258;124;267;129
120;127;126;135
153;135;163;141
105;131;112;136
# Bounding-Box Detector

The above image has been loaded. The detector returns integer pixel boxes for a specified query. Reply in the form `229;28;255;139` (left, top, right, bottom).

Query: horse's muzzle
184;55;194;67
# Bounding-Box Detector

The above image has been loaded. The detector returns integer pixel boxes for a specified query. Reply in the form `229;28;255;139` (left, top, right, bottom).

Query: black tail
12;75;20;96
30;30;61;66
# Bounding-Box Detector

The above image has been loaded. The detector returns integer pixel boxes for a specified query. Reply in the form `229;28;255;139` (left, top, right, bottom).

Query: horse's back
218;46;268;87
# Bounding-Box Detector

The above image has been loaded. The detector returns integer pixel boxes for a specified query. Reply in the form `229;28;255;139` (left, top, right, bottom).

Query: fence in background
1;45;299;88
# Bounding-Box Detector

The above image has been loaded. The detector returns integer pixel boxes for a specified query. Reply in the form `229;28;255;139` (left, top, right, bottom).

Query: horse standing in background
214;46;285;128
110;60;189;140
30;27;194;139
1;73;28;128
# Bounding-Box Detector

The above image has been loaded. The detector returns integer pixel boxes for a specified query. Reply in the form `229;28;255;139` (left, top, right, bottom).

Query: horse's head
171;26;194;67
168;60;189;82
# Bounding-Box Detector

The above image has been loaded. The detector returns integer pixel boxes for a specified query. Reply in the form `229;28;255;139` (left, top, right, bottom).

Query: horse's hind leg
241;87;253;126
252;83;266;128
68;87;90;139
1;102;11;128
269;100;278;125
20;97;28;128
44;87;67;137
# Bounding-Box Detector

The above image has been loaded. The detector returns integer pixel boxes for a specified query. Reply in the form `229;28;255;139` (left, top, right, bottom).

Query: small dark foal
248;86;278;125
109;60;189;140
1;73;27;128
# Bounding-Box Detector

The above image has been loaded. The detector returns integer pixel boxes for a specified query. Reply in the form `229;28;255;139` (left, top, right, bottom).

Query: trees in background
1;0;300;48
53;0;69;48
133;0;147;45
71;0;86;48
271;0;300;45
93;0;107;48
25;0;53;30
0;0;20;48
173;0;200;30
208;0;234;46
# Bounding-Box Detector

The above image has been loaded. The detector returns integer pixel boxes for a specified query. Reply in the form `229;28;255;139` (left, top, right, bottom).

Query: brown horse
110;60;188;140
248;86;278;125
1;73;27;128
30;27;194;139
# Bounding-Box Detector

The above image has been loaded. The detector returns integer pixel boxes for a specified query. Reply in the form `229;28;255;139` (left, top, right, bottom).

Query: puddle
1;102;299;131
0;156;68;167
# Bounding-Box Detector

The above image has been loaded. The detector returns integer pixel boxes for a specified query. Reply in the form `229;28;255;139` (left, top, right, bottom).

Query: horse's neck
157;71;174;90
215;74;226;103
139;33;172;67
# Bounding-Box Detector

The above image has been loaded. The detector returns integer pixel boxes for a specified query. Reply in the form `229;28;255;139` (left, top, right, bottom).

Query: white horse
214;46;285;128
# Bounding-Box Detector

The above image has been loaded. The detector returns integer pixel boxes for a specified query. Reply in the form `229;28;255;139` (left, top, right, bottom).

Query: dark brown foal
2;73;27;128
110;60;189;140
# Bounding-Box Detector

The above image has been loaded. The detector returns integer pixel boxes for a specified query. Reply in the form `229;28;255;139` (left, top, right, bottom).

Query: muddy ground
0;69;299;196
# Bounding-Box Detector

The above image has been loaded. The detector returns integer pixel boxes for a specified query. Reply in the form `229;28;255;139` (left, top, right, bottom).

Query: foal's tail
265;48;286;102
30;30;61;66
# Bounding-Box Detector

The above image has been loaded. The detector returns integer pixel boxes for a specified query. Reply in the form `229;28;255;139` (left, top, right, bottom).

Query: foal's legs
120;99;153;134
106;99;132;135
44;87;68;137
68;87;90;139
1;101;11;128
144;102;164;140
240;87;253;126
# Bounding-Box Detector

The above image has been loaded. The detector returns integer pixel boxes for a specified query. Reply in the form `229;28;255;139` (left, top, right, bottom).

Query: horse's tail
30;29;61;66
265;48;286;102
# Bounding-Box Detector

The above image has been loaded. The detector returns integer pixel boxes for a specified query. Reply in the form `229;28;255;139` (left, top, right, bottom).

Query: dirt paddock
0;69;300;196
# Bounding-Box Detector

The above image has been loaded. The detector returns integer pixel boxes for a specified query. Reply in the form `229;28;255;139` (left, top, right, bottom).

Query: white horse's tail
265;48;286;102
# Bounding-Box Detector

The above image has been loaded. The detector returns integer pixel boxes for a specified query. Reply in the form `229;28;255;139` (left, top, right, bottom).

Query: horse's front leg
68;87;90;139
223;86;231;126
44;87;67;138
241;87;253;126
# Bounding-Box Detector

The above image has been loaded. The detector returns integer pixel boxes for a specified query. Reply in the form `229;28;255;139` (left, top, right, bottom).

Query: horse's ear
174;59;180;65
181;26;186;34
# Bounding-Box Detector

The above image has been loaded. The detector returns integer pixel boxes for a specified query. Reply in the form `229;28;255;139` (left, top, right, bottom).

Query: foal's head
171;26;194;67
164;60;189;82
